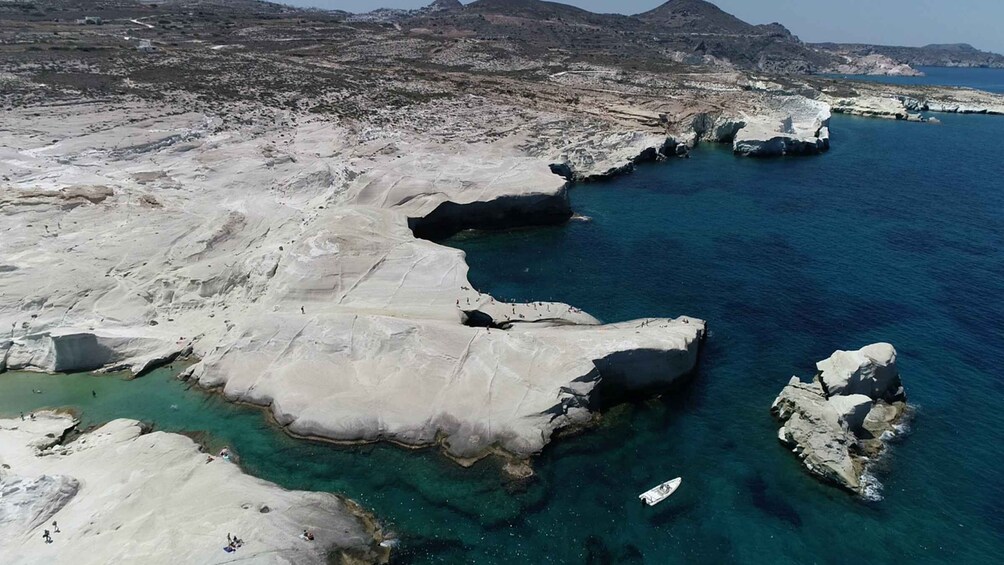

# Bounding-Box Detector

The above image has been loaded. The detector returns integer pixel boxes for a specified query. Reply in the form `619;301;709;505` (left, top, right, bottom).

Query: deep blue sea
830;65;1004;93
2;68;1003;564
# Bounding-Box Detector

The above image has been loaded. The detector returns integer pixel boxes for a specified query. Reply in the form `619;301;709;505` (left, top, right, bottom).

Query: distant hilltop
813;42;1004;69
637;0;793;38
393;0;839;74
7;0;1001;73
372;0;1002;74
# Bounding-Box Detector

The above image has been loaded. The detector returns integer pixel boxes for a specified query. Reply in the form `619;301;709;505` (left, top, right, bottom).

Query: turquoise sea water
3;69;1004;563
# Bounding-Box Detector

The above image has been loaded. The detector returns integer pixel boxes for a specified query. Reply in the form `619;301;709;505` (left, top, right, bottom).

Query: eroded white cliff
0;101;705;464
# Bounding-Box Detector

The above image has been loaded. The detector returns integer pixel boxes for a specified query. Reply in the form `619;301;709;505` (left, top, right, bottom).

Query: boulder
827;394;873;433
816;342;900;400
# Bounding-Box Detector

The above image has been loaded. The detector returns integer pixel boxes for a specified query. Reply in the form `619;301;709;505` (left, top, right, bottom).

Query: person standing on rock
42;530;52;543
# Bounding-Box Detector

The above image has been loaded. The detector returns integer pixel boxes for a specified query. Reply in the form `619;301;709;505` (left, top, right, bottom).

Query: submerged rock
771;343;909;497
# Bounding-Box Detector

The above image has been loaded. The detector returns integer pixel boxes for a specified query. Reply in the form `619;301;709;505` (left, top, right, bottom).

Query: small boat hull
639;477;682;506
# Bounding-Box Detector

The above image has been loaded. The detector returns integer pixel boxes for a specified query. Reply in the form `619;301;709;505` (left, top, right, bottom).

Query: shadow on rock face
408;192;573;241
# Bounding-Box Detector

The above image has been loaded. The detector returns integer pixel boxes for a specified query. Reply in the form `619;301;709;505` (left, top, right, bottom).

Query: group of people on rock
41;522;60;544
224;533;245;553
219;528;316;553
206;446;234;464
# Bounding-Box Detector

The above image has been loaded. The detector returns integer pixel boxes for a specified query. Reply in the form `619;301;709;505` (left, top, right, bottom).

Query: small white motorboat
639;477;682;506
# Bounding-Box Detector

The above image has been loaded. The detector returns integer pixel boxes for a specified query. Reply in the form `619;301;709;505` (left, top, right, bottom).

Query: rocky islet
771;343;910;498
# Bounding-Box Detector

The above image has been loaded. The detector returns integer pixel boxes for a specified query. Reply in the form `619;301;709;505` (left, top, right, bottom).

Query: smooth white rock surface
0;101;704;462
816;343;899;399
0;412;380;564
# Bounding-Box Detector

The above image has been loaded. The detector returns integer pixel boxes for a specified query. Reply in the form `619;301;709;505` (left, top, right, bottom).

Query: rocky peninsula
0;98;707;465
0;412;386;564
771;344;909;498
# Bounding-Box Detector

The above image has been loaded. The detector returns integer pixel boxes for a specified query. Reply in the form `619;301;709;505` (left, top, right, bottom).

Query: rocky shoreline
1;70;996;474
0;412;388;564
816;78;1004;120
771;344;909;499
0;99;712;469
1;2;1003;560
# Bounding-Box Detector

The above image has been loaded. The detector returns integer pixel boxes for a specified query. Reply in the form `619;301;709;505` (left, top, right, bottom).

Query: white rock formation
828;53;921;77
0;101;704;464
827;95;924;121
545;131;685;181
901;96;1004;115
816;342;900;399
0;412;384;564
732;97;831;156
821;89;1004;120
771;343;908;497
772;378;862;490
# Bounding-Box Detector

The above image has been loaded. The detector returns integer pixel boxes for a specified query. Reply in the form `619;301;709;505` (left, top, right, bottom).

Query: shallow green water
0;366;541;554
